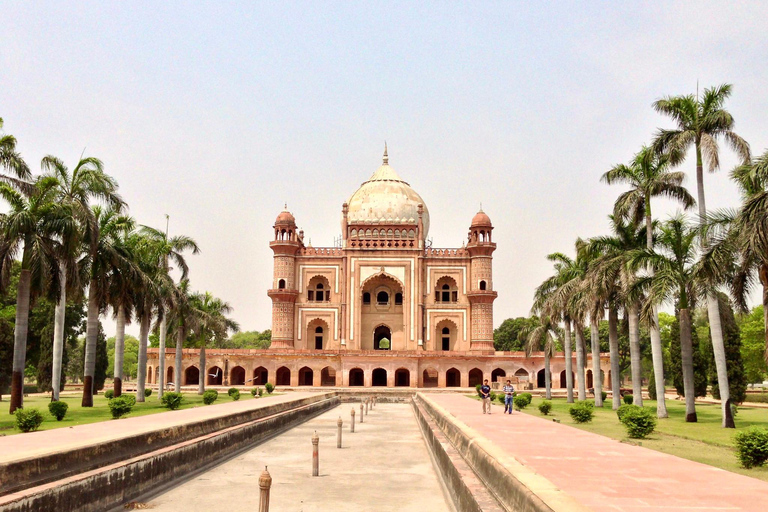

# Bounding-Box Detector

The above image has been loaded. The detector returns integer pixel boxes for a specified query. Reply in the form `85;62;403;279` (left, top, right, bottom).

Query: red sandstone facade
148;149;610;389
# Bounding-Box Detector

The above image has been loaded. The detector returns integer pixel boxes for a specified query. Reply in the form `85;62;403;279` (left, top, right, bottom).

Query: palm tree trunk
136;314;150;402
544;350;551;400
81;279;100;407
590;317;603;407
9;268;32;413
564;318;574;403
113;306;126;397
696;143;733;428
157;314;167;399
761;264;768;365
51;260;67;401
174;322;184;392
198;344;206;395
645;210;668;418
628;301;644;407
608;306;621;410
574;323;586;401
679;308;698;422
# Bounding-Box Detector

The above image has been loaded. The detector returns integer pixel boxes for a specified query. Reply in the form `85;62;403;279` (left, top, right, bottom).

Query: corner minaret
268;207;301;349
466;209;497;351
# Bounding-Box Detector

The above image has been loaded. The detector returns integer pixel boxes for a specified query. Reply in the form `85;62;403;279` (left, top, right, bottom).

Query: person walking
503;380;515;414
480;379;492;414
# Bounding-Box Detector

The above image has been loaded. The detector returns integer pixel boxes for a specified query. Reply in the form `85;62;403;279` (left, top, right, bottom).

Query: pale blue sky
2;2;767;336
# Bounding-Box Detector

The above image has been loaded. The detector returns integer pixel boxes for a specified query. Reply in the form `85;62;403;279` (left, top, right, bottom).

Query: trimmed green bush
161;391;183;410
616;404;639;421
108;397;134;419
620;407;657;438
497;393;506;404
144;388;152;397
203;390;219;405
230;389;241;401
734;427;768;469
569;400;594;423
538;400;552;415
489;391;497;402
251;387;260;397
104;389;114;399
265;383;274;394
15;408;44;432
48;400;69;421
623;394;633;405
475;383;482;396
513;395;529;410
228;387;238;397
519;392;532;406
601;391;607;402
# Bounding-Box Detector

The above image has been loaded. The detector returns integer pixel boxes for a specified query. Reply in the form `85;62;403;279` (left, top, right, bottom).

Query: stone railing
424;248;469;257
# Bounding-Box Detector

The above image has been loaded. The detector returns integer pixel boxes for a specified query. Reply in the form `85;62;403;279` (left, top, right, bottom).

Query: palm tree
0;177;70;412
584;216;649;409
0;118;33;193
80;205;132;406
191;291;239;395
40;155;122;401
577;241;609;407
630;215;703;422
140;225;199;398
602;146;696;417
653;84;749;428
167;279;199;392
522;316;559;400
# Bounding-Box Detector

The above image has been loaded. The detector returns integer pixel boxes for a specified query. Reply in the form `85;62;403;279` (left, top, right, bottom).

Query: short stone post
360;402;364;423
351;407;355;432
337;417;343;448
258;466;271;512
312;431;319;476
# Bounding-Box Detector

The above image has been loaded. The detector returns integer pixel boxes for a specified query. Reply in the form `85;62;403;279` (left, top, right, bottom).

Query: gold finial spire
383;142;388;165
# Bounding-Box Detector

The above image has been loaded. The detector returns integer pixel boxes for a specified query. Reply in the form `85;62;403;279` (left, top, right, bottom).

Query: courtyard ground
437;393;768;511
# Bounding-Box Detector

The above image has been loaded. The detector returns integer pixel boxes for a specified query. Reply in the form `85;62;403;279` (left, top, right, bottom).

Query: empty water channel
142;403;454;512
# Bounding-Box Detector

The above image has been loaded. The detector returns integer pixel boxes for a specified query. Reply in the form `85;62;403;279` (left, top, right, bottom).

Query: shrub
258;387;264;397
161;391;183;410
251;387;260;397
497;393;506;404
648;374;657;400
108;397;134;419
734;427;768;469
489;391;497;402
475;383;482;396
230;389;241;401
228;387;239;397
601;391;607;402
104;389;114;399
623;394;633;405
203;390;219;405
265;383;274;394
519;392;532;406
620;407;657;439
616;404;639;421
569;401;594;423
144;388;152;397
538;400;552;415
513;395;529;410
48;401;69;421
23;384;39;394
15;408;45;432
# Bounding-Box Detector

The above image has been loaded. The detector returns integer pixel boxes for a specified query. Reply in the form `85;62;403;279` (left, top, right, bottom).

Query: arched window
394;230;400;238
435;277;459;303
373;229;379;238
307;276;330;302
395;292;403;305
441;284;450;302
441;326;450;351
363;292;371;305
351;229;357;238
479;280;487;290
278;279;286;289
376;291;389;305
315;326;323;350
408;229;415;238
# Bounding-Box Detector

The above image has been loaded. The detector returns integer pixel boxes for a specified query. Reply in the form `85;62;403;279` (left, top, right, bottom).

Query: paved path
427;394;768;512
147;403;453;512
0;392;326;463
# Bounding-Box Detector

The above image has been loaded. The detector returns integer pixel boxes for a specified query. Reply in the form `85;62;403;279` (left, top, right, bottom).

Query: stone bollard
312;431;319;476
360;402;364;423
337;417;343;448
351;407;355;432
258;466;271;512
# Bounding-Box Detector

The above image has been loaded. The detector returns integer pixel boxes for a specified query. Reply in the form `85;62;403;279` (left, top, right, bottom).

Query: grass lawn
483;395;768;482
0;388;281;436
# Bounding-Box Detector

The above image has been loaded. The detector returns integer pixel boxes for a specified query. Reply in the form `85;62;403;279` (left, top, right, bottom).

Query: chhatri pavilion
147;148;607;389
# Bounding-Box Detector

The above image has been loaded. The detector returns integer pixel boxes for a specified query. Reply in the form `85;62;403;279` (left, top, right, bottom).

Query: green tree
493;317;534;351
668;310;708;399
107;335;140;380
739;306;768;385
653;83;750;428
225;330;272;349
190;292;239;394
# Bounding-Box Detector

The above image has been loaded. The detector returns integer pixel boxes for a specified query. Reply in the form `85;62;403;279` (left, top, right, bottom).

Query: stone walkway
0;392;326;464
146;403;453;512
427;393;768;512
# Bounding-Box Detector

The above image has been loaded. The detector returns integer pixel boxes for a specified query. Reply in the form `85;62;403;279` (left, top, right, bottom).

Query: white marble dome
345;151;430;237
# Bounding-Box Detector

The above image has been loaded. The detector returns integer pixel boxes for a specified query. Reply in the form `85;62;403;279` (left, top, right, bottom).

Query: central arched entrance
374;325;391;350
372;368;387;386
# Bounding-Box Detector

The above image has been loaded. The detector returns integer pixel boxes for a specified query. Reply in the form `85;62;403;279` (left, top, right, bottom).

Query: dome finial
479;202;483;212
383;142;388;165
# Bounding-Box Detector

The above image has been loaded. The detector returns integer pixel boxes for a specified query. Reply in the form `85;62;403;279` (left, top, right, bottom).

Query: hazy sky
2;2;767;337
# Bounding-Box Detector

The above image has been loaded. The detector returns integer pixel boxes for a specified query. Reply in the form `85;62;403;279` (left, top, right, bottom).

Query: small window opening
377;291;389;305
479;280;487;290
395;293;403;305
363;292;371;305
278;279;286;289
